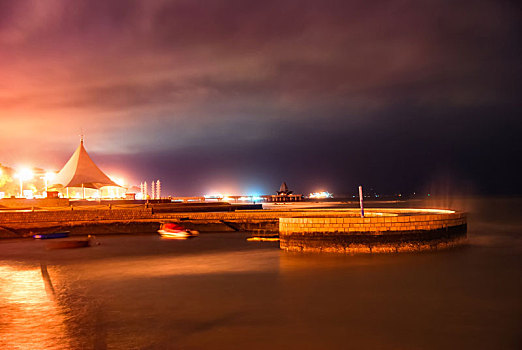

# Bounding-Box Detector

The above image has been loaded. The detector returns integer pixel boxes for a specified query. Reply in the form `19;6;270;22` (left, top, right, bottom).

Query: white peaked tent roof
51;140;120;189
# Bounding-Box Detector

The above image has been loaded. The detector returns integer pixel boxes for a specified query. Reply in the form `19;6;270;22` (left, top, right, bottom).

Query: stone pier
279;209;467;253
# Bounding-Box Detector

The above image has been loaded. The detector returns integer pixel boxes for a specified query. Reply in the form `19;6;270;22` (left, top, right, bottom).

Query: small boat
33;231;70;239
158;223;199;239
45;239;91;249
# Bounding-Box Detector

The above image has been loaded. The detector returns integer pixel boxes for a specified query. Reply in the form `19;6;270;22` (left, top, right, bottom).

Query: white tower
156;180;161;200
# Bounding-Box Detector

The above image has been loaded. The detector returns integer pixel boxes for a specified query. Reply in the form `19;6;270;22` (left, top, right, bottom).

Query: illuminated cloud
0;0;520;194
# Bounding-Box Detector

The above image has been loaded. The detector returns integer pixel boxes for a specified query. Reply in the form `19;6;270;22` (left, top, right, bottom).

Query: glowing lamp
309;191;333;199
14;167;34;198
42;171;57;193
15;168;34;181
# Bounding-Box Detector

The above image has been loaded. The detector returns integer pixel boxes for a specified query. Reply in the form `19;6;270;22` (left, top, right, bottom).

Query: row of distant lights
204;194;264;202
9;168;56;190
203;191;335;201
308;191;333;199
1;167;125;186
0;167;53;182
0;167;125;200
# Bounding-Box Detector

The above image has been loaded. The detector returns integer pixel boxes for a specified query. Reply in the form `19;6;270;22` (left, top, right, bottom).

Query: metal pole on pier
358;185;364;218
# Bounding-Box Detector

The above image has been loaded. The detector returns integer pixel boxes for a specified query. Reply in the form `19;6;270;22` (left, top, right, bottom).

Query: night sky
1;0;521;196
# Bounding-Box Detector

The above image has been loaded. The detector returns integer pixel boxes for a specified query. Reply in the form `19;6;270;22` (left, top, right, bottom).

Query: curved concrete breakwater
279;209;467;254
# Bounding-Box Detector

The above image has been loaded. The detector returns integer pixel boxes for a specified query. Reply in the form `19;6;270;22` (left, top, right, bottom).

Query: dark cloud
0;0;520;195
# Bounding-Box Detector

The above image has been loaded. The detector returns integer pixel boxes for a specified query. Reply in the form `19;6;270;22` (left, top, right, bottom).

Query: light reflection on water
0;240;283;349
66;249;280;280
0;265;71;350
0;197;521;349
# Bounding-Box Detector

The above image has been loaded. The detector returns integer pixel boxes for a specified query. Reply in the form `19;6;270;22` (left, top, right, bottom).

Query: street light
43;172;56;193
14;168;34;198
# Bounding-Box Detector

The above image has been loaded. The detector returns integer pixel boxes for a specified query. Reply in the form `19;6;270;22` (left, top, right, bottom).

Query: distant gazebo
50;138;121;198
262;181;303;202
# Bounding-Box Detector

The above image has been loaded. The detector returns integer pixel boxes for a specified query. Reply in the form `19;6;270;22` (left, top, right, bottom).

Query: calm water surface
1;197;521;349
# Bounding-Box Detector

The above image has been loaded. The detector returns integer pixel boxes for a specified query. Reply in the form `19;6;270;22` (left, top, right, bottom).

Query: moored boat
33;231;70;239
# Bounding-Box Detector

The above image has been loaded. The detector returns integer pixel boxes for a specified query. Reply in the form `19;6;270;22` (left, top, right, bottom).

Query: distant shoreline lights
308;191;333;199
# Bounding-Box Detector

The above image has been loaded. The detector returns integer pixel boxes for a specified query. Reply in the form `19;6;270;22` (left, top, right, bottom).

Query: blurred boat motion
158;223;199;239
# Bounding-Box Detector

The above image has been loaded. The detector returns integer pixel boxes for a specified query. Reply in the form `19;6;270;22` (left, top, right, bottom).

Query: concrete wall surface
0;198;70;208
278;209;467;254
279;211;466;234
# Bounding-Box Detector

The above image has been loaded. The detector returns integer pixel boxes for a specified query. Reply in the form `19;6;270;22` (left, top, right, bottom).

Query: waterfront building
262;182;303;202
50;139;121;199
277;182;292;195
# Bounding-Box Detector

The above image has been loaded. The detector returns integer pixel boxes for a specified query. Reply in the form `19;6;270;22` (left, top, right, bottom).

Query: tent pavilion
50;139;121;199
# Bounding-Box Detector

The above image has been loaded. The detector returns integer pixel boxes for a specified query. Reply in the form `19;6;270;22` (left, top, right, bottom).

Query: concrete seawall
0;208;281;237
279;209;467;253
1;208;370;236
0;209;154;237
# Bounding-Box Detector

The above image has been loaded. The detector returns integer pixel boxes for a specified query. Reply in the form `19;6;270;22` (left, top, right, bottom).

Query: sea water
0;197;520;349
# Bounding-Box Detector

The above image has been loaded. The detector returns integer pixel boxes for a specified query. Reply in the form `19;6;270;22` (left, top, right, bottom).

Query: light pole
358;185;364;218
14;168;34;198
43;172;56;196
